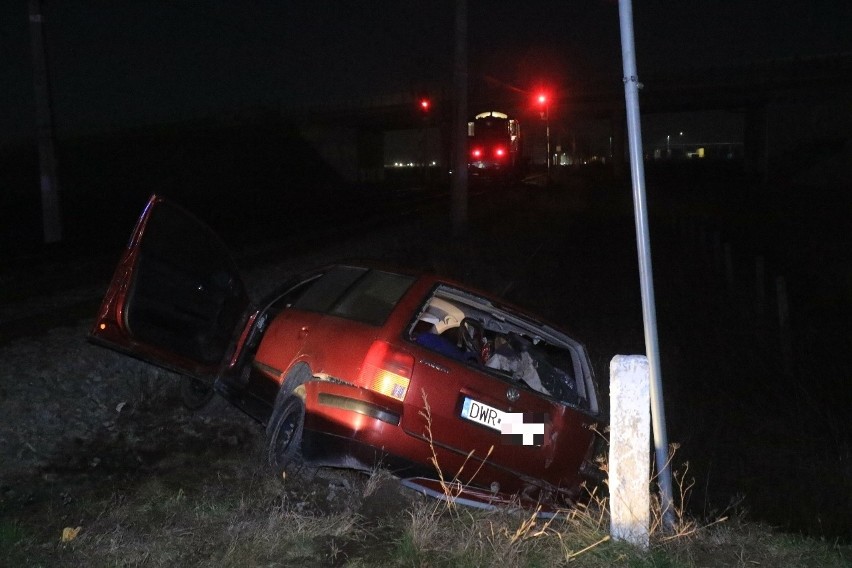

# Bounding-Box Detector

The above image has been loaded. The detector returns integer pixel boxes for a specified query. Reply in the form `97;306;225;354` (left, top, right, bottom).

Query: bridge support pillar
357;128;385;183
744;102;770;187
610;110;627;178
300;125;385;184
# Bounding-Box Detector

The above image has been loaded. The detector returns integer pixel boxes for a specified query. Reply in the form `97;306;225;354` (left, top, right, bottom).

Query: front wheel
266;395;305;475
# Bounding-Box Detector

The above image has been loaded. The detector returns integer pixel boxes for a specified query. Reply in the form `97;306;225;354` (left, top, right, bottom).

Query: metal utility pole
544;102;551;185
451;0;468;237
535;92;552;185
29;0;63;244
617;0;675;531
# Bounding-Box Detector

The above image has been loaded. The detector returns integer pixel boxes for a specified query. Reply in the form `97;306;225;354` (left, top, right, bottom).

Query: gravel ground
0;209;435;501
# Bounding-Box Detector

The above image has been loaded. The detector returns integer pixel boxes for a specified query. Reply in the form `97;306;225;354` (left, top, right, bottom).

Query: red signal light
419;98;430;112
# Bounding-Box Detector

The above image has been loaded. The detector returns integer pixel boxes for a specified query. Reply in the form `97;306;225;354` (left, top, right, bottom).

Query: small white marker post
609;354;651;550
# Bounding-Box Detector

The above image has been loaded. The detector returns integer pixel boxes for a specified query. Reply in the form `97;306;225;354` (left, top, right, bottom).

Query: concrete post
776;276;793;374
609;354;650;550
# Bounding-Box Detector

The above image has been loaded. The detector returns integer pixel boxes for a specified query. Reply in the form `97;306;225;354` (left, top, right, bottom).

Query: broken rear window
409;285;597;410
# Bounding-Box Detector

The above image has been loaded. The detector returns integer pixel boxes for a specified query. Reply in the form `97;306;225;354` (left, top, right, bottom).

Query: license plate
460;397;504;432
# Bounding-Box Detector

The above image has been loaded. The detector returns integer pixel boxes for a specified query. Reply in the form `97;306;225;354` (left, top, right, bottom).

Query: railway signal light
534;89;552;184
419;98;430;112
535;91;551;118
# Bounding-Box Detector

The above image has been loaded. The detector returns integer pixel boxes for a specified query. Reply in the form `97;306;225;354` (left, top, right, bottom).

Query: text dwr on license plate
461;397;504;431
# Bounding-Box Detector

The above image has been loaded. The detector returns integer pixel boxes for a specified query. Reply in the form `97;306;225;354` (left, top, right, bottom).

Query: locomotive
467;111;522;179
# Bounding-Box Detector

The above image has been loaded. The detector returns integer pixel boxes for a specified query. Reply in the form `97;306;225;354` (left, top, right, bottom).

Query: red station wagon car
90;195;603;514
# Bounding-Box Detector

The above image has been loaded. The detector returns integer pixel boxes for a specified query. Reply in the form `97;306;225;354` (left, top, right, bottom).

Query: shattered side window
411;288;585;406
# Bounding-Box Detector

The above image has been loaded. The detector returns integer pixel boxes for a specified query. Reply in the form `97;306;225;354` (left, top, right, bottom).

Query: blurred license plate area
460;397;503;432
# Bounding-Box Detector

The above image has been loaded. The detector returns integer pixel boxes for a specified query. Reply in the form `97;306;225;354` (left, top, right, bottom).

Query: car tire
266;395;305;475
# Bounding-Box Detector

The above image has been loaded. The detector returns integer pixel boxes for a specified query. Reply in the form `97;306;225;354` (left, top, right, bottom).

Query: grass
4;386;849;568
12;473;852;565
2;354;850;568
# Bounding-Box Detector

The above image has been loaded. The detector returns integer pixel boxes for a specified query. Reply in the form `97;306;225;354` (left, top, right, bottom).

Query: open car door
90;195;250;381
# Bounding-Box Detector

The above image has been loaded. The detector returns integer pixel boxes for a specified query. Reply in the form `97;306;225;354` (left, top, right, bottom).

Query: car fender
266;363;313;433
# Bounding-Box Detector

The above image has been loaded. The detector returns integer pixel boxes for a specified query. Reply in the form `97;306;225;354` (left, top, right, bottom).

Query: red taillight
358;341;414;401
494;146;506;158
471;148;483;159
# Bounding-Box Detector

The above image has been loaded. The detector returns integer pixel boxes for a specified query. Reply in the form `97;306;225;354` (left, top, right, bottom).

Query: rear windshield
292;266;414;325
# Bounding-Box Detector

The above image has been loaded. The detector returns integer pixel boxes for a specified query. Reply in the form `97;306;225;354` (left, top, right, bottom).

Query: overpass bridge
285;53;852;185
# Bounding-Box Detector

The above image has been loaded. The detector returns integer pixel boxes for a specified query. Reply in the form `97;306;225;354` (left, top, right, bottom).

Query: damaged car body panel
90;194;602;514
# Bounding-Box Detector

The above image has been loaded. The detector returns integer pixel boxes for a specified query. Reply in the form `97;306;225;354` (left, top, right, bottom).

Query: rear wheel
266;395;305;475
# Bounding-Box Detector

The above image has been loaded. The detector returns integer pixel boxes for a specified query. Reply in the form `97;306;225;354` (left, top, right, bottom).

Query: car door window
292;266;367;313
291;266;414;326
330;270;414;325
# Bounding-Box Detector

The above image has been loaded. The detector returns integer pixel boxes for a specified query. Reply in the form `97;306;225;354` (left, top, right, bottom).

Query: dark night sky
2;1;851;143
